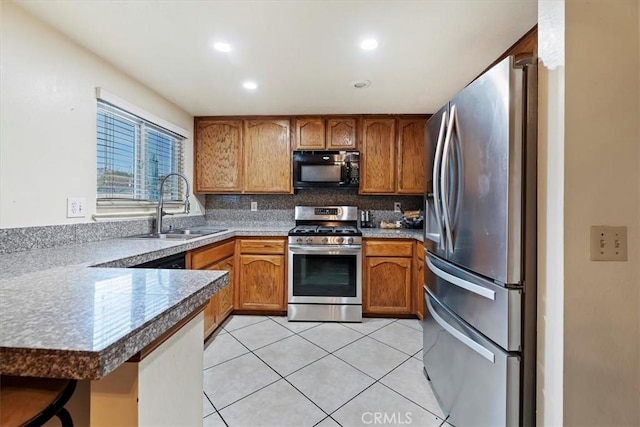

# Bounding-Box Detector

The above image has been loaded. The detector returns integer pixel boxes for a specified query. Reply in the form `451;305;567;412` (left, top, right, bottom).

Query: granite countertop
0;267;227;380
0;222;422;380
361;228;424;241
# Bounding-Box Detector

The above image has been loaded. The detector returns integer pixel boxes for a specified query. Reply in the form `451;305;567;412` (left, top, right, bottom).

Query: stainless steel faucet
155;172;190;234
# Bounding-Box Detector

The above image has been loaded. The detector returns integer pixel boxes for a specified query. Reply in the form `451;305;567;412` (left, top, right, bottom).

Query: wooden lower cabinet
414;242;425;319
235;238;287;312
363;239;414;315
187;240;235;339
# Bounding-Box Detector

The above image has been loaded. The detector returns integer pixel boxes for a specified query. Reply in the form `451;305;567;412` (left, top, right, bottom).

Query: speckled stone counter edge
0;274;228;380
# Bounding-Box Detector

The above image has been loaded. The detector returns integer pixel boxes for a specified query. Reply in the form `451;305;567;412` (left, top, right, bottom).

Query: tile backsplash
205;190;423;224
1;192;422;254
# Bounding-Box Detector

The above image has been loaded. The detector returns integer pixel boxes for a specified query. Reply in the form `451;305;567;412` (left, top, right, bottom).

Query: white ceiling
15;0;537;116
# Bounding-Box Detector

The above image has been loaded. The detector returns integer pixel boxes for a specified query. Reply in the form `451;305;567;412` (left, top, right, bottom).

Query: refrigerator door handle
426;292;495;363
426;254;496;300
451;107;463;229
431;111;448;249
440;105;456;253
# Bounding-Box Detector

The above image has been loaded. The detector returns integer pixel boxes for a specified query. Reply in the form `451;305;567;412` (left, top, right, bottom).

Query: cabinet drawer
365;240;413;257
238;239;286;254
189;240;235;269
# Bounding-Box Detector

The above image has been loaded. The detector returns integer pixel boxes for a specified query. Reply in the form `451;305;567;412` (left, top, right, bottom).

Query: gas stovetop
289;225;361;236
288;206;362;246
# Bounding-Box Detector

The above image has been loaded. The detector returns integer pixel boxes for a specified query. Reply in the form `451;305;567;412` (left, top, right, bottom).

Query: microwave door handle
440;105;456;254
431;111;448;249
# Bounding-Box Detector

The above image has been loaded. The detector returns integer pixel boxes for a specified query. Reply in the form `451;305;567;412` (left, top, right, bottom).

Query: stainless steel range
287;206;362;322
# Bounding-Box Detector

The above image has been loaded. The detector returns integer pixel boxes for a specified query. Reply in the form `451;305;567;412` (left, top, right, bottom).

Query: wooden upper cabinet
294;117;357;150
326;118;357;150
243;119;292;193
294;117;325;150
396;119;426;194
194;119;243;193
360;118;396;194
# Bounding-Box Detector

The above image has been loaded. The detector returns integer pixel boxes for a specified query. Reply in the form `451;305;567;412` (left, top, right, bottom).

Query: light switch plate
590;226;628;261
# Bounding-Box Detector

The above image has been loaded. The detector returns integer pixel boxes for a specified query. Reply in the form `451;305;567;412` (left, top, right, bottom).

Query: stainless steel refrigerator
422;56;537;426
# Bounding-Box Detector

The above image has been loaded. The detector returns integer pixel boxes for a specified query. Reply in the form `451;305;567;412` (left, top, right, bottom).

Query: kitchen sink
126;228;228;240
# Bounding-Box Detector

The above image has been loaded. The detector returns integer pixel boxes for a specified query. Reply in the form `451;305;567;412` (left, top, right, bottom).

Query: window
97;100;184;202
95;94;188;218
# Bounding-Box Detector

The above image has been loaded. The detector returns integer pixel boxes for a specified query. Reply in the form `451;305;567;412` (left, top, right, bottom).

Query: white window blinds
96;100;185;203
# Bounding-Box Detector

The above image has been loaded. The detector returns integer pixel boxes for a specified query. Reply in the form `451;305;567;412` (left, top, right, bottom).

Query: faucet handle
184;195;190;214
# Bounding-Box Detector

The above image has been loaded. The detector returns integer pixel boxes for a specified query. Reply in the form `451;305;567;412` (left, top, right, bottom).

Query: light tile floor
203;315;450;427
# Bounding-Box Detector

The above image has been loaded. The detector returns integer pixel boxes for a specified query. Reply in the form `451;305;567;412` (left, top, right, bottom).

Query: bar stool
0;376;76;427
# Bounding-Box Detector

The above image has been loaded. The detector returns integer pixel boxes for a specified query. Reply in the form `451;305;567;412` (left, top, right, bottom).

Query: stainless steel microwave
293;151;359;189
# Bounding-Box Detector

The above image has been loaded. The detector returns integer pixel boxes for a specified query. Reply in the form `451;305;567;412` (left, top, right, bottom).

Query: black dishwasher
131;252;185;269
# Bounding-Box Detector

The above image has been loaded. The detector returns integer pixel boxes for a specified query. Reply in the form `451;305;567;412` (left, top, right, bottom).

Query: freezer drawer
423;291;520;427
426;252;521;351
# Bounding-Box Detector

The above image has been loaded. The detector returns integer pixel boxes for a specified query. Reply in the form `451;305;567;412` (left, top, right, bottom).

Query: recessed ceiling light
353;80;372;89
243;81;258;90
360;39;379;50
213;42;232;52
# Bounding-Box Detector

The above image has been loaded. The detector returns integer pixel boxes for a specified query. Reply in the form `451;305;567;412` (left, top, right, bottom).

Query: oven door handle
288;245;362;255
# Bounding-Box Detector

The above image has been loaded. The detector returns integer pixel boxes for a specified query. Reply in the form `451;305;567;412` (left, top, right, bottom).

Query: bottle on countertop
359;210;372;228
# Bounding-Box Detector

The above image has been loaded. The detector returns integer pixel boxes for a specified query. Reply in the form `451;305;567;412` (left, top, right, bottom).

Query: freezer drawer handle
426;255;496;300
426;295;495;363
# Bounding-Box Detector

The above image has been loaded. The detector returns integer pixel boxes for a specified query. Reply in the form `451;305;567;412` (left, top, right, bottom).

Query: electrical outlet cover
67;197;86;218
250;201;258;212
394;202;402;213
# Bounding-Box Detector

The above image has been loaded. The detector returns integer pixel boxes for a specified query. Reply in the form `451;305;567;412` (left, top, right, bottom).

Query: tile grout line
204;316;432;426
210;318;335;418
243;318;334;419
224;319;335;423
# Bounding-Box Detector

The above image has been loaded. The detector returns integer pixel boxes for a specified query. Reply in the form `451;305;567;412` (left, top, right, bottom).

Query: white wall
537;2;565;425
0;1;202;228
538;0;640;425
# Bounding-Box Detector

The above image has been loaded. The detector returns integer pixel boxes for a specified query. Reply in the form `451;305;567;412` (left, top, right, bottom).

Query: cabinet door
326;118;357;150
396;119;426;194
203;256;234;338
203;293;220;339
237;254;285;310
414;243;425;319
364;257;412;314
360;118;395;193
216;257;235;321
194;119;243;193
244;119;292;193
294;117;325;150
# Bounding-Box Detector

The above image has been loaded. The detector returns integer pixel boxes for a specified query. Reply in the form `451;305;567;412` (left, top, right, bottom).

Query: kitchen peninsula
0;233;235;426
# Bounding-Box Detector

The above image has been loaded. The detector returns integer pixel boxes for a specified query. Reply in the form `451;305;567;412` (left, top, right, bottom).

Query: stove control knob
296;237;303;244
346;237;354;245
322;237;328;244
336;237;344;244
306;237;313;244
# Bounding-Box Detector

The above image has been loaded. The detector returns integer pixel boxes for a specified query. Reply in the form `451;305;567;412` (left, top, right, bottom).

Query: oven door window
292;254;357;297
